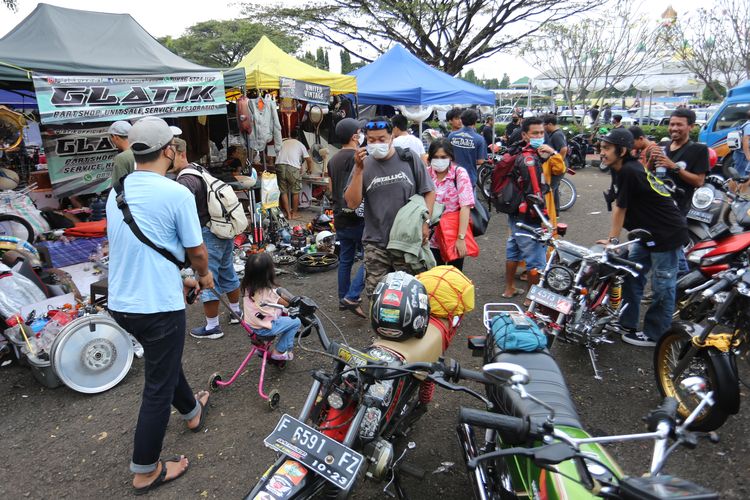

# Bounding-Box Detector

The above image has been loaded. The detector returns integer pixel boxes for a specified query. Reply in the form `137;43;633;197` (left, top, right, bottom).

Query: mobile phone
186;287;199;304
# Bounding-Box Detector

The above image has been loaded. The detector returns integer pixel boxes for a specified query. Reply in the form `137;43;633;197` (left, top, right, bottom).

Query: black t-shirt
545;129;567;153
614;159;687;252
327;148;363;230
665;141;709;214
505;122;520;138
481;124;494;148
176;165;211;227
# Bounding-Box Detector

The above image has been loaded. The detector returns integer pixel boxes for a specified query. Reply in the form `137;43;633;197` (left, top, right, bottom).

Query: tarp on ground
0;4;214;76
234;36;357;95
350;45;495;106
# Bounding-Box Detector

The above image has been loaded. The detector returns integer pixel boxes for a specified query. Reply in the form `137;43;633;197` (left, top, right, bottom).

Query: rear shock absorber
419;380;435;404
608;276;623;311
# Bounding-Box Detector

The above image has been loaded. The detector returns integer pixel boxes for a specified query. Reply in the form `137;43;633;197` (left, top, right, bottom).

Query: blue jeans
200;227;240;302
506;215;546;271
734;150;750;177
110;309;199;473
620;244;679;341
336;223;366;302
255;316;301;353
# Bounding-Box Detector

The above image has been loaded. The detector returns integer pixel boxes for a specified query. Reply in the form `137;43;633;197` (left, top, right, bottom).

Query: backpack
490;151;523;214
177;163;248;239
490;312;546;352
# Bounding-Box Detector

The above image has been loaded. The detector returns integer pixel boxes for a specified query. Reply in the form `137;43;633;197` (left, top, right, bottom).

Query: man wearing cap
169;138;243;340
328;118;366;318
106;117;214;493
109;120;134;186
345;116;436;296
597;128;687;347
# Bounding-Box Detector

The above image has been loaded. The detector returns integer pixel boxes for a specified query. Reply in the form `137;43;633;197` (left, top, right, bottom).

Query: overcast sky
1;0;707;82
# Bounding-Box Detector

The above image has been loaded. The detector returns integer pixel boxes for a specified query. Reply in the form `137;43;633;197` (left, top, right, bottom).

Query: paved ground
1;167;748;499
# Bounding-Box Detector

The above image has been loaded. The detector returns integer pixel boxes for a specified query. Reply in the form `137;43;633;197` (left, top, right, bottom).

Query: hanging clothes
248;96;282;155
178;116;209;163
208;114;229;150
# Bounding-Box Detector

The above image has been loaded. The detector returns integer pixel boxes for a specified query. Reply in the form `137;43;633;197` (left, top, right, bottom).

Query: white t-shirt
275;138;309;169
392;133;425;156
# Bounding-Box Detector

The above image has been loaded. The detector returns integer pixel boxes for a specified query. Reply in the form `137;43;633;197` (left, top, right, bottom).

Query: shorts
276;163;302;194
505;215;546;271
200;227;240;302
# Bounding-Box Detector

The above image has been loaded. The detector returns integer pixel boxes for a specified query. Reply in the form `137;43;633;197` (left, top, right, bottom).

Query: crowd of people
103;103;712;492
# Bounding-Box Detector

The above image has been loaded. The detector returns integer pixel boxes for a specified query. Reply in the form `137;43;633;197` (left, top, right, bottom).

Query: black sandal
339;299;367;319
133;456;188;495
189;392;210;433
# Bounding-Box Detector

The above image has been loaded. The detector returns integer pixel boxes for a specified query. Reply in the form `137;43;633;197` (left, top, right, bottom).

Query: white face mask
366;143;390;160
358;133;365;146
431;158;450;172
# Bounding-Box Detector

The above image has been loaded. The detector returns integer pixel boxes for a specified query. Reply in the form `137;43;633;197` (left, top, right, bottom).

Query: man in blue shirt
448;108;487;185
106;117;215;494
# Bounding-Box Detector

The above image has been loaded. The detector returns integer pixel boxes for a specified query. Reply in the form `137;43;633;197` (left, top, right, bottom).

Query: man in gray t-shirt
345;116;435;295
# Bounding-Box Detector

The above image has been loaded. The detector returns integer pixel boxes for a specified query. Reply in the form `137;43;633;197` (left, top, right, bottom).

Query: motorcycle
566;133;590;170
246;284;461;499
655;264;750;431
519;199;647;379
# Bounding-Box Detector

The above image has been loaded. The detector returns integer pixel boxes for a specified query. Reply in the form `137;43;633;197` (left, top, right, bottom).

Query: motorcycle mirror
728;167;740;180
680;376;706;395
627;229;652;243
483;362;530;386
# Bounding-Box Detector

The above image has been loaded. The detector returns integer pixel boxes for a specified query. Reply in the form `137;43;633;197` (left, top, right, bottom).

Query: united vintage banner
41;124;118;198
279;77;331;105
32;72;227;124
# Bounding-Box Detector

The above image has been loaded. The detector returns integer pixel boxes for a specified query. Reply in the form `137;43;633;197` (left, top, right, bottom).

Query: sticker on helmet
380;308;400;323
418;293;429;309
377;327;403;338
412;316;425;330
382;290;403;307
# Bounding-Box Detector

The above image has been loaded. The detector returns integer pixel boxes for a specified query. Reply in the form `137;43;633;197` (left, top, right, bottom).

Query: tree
660;0;750;94
499;73;511;89
521;3;666;125
300;50;317;67
462;69;480;86
702;82;727;102
243;0;600;75
160;19;300;68
315;47;329;70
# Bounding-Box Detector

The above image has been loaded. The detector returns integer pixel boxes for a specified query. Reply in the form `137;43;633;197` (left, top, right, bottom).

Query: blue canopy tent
0;89;36;107
350;45;495;106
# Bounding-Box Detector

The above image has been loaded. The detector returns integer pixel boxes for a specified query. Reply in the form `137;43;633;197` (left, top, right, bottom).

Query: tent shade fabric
235;36;356;95
350;45;494;106
223;68;246;89
0;89;36;107
0;4;214;76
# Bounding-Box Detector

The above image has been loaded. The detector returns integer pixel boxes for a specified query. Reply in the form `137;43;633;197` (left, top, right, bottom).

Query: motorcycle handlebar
458;408;543;441
516;222;541;235
702;277;732;298
607;254;643;272
645;397;679;433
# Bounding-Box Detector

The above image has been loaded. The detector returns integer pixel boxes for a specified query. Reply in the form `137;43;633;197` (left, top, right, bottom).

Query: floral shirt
428;164;475;248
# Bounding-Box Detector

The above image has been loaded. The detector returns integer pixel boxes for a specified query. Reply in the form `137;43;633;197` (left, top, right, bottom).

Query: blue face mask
529;138;545;149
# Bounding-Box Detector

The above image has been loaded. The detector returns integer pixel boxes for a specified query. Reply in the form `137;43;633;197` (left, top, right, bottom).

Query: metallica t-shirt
614;159;687;252
351;150;434;248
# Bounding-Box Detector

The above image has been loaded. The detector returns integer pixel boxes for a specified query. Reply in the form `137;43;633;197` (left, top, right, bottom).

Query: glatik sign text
33;72;227;125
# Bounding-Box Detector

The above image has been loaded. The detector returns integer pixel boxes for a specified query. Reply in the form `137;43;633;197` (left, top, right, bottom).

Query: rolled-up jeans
336;223;366;302
111;309;199;474
619;244;679;341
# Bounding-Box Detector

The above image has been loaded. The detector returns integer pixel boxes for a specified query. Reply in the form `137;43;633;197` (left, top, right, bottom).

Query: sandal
501;288;525;299
340;298;367;319
188;391;210;433
133;455;189;495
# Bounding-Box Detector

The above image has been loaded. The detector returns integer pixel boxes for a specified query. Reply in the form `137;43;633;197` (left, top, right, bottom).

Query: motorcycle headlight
687;247;713;264
327;392;345;409
546;266;574;293
691;187;714;210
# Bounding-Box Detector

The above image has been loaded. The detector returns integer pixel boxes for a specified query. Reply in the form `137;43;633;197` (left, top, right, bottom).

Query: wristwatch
675;161;687;171
457;233;466;240
608;237;619;245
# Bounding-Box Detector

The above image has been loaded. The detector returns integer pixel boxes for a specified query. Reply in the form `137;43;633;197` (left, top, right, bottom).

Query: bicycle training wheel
557;178;577;212
0;214;34;243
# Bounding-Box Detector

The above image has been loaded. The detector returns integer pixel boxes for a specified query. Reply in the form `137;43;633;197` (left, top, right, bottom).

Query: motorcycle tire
478;165;493;203
557;178;577;212
654;329;730;431
721;153;735;181
296;252;339;273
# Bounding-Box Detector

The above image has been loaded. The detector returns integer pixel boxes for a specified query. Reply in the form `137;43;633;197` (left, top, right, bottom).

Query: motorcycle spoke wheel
654;331;729;431
557;178;576;212
296;252;339;273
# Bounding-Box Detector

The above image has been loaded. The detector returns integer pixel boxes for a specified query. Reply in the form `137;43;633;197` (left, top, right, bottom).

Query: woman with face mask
427;138;475;270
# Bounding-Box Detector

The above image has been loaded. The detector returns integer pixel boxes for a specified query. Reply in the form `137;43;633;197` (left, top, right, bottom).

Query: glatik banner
33;73;227;124
41;123;119;198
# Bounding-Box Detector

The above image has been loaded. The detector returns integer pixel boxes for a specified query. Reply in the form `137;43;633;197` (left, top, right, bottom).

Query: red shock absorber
419;379;435;404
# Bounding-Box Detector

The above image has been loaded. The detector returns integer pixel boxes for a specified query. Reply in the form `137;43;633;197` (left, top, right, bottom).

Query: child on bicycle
241;253;300;361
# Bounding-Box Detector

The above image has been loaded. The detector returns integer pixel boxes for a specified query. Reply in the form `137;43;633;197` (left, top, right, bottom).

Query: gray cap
335;118;366;142
128;117;174;155
138;116;182;137
108;120;132;137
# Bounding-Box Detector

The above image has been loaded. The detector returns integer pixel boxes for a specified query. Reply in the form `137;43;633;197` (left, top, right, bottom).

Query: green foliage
300;50;317;67
499;73;511;88
160;19;300;68
340;50;364;73
702;82;727;102
460;70;502;89
316;47;329;70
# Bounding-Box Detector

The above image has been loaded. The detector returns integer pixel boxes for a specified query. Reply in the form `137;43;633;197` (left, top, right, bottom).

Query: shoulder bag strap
113;174;185;269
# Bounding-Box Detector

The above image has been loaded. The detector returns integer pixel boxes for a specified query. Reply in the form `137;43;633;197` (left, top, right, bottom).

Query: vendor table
299;175;328;210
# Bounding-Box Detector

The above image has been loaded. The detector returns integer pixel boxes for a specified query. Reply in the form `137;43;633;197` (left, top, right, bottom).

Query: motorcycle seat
490;350;582;432
372;317;449;364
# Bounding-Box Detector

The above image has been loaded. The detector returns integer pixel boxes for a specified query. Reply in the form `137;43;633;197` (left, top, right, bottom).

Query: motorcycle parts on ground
296;252;338;273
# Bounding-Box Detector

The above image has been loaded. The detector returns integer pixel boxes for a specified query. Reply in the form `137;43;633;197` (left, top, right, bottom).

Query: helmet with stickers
370;271;430;341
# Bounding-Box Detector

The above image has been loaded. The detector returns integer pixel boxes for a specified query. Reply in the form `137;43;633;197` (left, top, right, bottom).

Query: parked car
700;81;750;173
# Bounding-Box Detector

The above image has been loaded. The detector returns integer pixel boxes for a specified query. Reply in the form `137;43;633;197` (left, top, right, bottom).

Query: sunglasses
365;121;392;131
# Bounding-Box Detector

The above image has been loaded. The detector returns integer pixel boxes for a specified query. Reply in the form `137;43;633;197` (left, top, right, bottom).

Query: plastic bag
435;211;479;262
0;263;46;318
416;265;475;318
0;190;50;237
261;172;280;209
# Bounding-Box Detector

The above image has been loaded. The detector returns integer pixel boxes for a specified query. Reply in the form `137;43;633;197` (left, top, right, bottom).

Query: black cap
599;128;634;149
335;118;366;142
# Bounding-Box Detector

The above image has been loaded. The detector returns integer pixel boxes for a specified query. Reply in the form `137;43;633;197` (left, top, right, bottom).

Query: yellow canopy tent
235;36;357;95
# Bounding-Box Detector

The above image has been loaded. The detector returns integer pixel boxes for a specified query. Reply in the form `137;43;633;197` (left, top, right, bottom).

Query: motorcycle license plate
687;209;712;223
527;285;573;314
337;345;379;368
264;414;364;490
